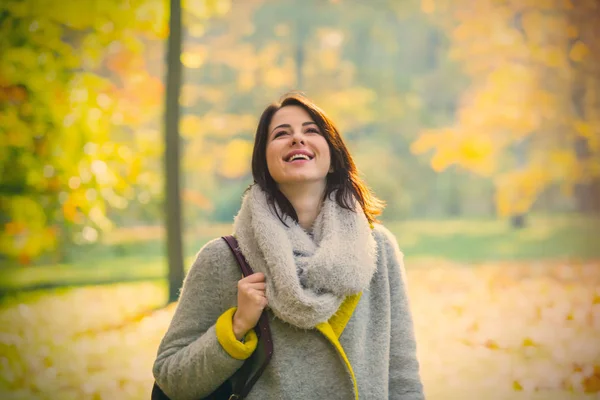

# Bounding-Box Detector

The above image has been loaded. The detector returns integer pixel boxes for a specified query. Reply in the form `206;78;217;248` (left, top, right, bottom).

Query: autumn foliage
412;0;600;217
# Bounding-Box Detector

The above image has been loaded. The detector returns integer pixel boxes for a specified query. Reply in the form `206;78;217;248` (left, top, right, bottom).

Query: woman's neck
279;182;326;231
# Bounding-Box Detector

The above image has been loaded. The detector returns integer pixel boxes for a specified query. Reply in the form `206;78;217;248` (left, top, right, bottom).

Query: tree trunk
510;139;528;229
165;0;184;303
511;214;526;229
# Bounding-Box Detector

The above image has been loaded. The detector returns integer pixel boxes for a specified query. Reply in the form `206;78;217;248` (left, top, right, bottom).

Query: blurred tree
411;0;600;225
165;0;184;302
178;0;469;226
0;0;230;265
0;0;168;264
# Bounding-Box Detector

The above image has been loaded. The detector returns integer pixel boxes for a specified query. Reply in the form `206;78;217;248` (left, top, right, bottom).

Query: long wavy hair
250;92;385;226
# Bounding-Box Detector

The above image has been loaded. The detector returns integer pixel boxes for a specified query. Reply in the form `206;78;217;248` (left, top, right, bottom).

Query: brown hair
250;92;385;226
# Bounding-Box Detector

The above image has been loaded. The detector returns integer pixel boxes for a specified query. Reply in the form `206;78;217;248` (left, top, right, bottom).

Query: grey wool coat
152;224;425;400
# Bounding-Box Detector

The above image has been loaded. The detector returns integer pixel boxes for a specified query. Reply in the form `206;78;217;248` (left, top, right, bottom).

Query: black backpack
151;235;273;400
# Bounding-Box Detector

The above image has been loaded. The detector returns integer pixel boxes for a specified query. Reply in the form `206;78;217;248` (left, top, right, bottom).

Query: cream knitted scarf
233;185;378;329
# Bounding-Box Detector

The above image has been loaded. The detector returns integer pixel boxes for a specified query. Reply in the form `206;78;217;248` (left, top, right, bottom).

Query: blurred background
1;0;599;399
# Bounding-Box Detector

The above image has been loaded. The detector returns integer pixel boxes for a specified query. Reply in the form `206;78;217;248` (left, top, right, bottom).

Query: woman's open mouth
284;151;314;163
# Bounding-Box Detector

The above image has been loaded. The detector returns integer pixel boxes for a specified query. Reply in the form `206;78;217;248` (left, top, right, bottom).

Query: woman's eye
306;128;320;134
274;131;286;139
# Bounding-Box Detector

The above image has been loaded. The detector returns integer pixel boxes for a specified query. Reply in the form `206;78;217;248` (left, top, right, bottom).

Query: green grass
0;213;598;294
390;213;600;262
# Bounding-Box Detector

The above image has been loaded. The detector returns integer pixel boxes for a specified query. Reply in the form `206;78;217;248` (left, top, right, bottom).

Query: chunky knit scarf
233;185;378;329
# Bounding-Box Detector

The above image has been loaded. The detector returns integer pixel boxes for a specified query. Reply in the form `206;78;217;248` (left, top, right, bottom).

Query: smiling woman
266;105;331;192
251;94;384;230
152;92;425;400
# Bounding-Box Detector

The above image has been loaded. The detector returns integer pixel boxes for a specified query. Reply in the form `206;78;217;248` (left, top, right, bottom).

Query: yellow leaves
313;87;377;132
204;0;231;16
134;0;168;39
218;139;253;179
409;260;600;398
430;149;453;172
181;48;206;69
263;67;292;89
570;41;590;63
495;167;551;217
2;259;600;397
411;130;444;155
548;150;579;181
0;197;56;262
180;84;224;108
181;113;255;140
458;136;495;174
412;127;497;175
319;49;341;71
237;71;255;92
62;191;86;223
413;0;600;219
544;47;567;68
411;129;457;172
180;114;203;138
567;25;579;39
0;282;168;397
421;0;435;14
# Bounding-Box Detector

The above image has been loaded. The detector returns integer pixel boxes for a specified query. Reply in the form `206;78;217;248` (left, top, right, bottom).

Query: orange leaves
0;84;28;104
106;50;145;75
115;72;164;125
0;197;58;263
62;191;87;223
4;221;27;236
182;189;213;211
1;259;599;397
583;367;600;394
409;260;600;398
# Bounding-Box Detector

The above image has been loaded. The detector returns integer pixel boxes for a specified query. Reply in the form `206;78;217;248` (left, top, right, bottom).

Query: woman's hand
232;272;268;340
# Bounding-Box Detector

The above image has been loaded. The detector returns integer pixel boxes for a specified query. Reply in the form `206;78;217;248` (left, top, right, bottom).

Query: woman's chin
276;174;327;186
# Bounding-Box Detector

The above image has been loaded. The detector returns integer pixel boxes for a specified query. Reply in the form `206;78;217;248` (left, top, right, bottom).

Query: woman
152;93;425;400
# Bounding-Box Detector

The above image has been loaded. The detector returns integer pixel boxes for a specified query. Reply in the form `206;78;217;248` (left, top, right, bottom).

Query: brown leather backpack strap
221;236;273;399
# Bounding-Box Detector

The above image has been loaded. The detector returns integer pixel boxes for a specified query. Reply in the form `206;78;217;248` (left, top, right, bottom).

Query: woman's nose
291;130;305;145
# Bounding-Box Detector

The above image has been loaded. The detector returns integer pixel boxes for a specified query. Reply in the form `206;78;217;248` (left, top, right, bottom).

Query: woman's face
266;105;332;188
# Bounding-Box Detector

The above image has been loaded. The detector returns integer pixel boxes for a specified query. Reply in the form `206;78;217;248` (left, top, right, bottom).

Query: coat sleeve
152;239;257;400
380;227;426;400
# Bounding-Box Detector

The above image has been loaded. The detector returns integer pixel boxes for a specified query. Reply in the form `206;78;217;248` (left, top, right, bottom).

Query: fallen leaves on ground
409;260;600;400
0;260;599;399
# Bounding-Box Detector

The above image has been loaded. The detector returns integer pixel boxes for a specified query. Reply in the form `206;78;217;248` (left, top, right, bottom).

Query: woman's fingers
245;282;266;290
243;272;266;283
233;274;268;339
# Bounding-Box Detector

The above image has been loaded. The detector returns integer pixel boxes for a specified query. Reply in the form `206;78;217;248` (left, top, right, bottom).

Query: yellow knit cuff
215;307;258;360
